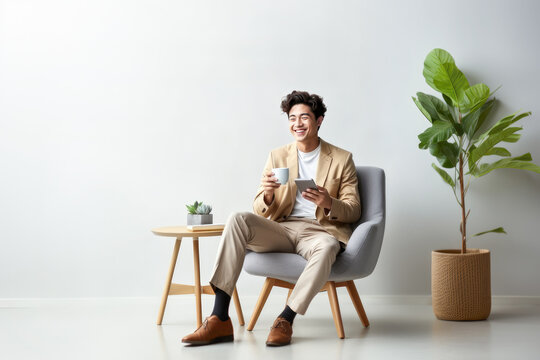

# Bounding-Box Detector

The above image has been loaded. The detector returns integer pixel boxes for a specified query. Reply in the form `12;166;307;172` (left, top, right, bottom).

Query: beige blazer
253;138;361;245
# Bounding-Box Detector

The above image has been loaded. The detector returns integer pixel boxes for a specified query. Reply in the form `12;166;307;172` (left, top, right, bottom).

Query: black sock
211;286;231;321
279;305;297;324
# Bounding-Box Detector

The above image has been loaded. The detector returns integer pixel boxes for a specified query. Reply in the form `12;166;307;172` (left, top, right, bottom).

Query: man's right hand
262;171;281;205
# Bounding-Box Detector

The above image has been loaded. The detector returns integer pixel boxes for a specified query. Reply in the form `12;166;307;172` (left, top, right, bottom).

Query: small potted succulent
186;201;213;225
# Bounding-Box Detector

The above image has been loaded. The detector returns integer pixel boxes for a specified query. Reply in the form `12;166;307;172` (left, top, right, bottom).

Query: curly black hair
280;90;327;119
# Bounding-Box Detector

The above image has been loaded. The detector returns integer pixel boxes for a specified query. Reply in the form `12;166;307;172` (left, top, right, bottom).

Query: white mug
272;167;289;185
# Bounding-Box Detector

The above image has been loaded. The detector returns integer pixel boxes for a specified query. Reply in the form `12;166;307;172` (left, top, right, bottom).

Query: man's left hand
302;185;332;211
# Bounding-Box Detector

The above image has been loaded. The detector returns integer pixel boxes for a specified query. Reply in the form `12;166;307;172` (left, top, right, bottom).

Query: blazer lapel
287;142;299;201
315;138;333;188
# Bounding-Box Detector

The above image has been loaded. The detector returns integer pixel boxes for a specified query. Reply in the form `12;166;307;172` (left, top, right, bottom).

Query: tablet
295;178;318;193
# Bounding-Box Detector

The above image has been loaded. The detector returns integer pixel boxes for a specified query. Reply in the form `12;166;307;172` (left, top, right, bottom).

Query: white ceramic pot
187;214;213;225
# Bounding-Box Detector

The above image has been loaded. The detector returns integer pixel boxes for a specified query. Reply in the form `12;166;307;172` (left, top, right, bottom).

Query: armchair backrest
329;166;386;280
354;166;386;228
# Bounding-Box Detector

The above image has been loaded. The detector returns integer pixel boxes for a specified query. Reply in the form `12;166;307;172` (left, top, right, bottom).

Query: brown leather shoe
182;315;234;345
266;317;293;346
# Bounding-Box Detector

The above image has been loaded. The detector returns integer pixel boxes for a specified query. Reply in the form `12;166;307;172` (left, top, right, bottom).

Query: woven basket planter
431;249;491;321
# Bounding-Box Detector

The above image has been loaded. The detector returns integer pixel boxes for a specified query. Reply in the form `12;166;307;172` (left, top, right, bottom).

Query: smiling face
288;104;324;149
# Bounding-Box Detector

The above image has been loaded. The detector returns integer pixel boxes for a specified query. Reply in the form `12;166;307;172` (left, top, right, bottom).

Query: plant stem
452;166;461;206
458;112;467;254
459;152;467;253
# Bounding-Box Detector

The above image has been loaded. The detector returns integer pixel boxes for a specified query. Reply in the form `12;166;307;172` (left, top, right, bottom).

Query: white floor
1;294;539;360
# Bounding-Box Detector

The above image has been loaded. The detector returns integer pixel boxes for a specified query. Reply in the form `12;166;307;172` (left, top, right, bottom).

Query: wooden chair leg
345;280;370;327
286;288;293;302
232;287;245;326
247;278;275;331
326;281;345;339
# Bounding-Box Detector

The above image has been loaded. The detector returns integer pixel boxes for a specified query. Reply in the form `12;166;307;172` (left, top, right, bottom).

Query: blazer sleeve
253;152;279;217
324;153;361;223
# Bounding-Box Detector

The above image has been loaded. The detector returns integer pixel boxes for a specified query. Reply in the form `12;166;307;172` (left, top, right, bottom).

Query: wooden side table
151;226;245;328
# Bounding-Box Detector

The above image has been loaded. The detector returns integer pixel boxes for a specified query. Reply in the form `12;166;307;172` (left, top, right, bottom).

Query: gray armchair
243;166;386;338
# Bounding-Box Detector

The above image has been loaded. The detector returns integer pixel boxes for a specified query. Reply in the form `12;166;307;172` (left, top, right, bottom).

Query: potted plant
412;48;540;320
186;201;213;225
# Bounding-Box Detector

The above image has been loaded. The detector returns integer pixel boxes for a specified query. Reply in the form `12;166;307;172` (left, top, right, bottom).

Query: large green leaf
442;93;458;122
462;83;490;113
462;97;494;140
484;113;515;136
503;134;521;143
473;99;496;140
487;111;531;136
432;62;470;109
429;141;459;168
485;147;512;157
511;153;533;161
473;227;507;237
412;96;432;123
462;107;482;140
471;153;540;177
416;92;454;123
469;126;522;165
442;93;455;108
415;92;464;135
431;163;455;187
467;144;477;170
423;48;455;91
418;121;455;149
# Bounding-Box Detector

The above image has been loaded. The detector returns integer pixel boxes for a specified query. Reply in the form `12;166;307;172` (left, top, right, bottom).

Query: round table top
151;226;224;238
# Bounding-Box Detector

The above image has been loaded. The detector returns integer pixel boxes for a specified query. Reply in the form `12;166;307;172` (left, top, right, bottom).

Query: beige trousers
209;212;342;315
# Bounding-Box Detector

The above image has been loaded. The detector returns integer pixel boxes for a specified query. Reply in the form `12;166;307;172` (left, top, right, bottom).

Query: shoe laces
272;319;288;331
197;318;209;331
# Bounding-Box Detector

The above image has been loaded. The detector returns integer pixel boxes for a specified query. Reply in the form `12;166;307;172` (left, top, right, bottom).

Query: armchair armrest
331;217;385;279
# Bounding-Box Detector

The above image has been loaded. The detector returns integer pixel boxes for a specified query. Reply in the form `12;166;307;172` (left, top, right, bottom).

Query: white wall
1;0;540;298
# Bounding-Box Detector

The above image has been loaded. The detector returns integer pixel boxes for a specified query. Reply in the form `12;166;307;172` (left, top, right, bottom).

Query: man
182;90;361;346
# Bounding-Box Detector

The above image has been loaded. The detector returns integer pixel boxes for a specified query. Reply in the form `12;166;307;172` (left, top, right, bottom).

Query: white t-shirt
289;143;321;219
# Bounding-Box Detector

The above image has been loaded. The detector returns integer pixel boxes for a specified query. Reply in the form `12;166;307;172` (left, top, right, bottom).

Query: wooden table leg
232;287;245;326
193;237;202;328
157;237;182;325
